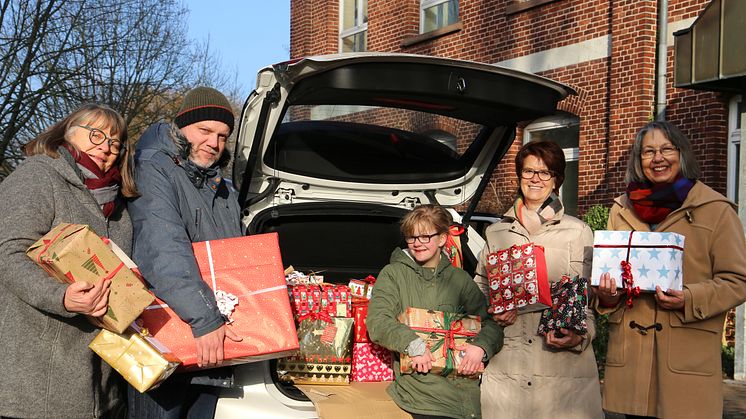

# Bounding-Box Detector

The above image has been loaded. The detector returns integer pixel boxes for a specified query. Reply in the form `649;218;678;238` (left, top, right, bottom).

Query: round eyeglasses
641;145;679;160
75;125;124;155
405;233;440;244
521;168;554;181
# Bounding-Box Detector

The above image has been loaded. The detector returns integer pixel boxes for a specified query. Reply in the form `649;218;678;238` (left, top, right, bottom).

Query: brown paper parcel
26;223;154;333
89;325;180;393
399;307;483;378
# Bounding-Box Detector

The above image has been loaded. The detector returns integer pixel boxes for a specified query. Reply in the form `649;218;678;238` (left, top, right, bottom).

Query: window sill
401;22;463;48
505;0;558;15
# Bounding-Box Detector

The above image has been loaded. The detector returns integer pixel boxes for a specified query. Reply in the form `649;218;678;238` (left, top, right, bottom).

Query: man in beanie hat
127;86;243;418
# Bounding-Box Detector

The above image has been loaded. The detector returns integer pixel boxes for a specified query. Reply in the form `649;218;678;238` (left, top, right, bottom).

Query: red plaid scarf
626;176;695;224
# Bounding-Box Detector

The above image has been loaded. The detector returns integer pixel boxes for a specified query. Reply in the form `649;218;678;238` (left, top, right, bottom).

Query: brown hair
24;104;138;197
400;204;453;238
514;140;566;194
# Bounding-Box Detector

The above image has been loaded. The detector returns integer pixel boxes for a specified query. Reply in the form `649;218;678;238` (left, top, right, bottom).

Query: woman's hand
63;278;111;316
596;272;623;307
410;351;433;373
656;286;685;311
456;343;485;376
491;309;517;327
545;328;583;350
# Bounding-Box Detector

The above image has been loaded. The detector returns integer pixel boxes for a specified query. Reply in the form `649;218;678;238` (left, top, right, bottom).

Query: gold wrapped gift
89;325;180;393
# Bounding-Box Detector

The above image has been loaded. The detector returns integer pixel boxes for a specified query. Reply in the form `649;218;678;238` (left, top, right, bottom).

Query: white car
215;52;574;418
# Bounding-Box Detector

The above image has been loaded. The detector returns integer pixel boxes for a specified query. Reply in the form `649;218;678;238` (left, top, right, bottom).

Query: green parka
367;247;504;419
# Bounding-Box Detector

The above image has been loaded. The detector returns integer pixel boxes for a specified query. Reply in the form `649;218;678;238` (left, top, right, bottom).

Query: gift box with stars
591;230;685;292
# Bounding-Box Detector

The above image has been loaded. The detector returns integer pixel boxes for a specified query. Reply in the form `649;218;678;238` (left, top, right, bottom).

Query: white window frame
522;115;580;210
339;0;368;53
727;95;743;200
420;0;458;34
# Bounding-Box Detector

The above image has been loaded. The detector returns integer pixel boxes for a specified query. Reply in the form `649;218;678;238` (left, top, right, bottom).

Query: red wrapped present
486;243;551;314
351;342;394;382
138;233;299;369
289;283;351;318
352;299;370;343
348;275;376;299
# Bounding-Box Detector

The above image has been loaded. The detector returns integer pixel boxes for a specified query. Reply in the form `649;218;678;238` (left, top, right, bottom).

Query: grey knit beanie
174;86;235;133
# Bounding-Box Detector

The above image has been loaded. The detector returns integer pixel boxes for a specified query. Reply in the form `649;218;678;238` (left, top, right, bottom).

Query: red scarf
66;145;121;218
626;176;695;224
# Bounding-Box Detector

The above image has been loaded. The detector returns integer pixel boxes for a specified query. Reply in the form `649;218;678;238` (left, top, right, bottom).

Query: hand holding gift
64;278;111;316
194;324;243;368
410;350;434;373
455;343;485;376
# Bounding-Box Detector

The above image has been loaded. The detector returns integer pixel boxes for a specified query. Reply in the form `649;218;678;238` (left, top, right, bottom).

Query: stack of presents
27;222;685;394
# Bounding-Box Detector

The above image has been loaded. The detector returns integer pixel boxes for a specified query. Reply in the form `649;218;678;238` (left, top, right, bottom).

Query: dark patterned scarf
513;192;563;235
626;176;695;224
65;144;121;218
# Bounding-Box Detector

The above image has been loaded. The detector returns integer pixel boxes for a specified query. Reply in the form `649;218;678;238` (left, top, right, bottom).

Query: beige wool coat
600;181;746;419
475;207;603;419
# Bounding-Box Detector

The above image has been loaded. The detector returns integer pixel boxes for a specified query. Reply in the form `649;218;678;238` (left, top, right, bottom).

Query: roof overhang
673;0;746;93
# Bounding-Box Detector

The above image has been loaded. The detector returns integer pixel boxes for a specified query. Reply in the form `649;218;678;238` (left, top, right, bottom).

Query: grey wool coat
0;149;131;418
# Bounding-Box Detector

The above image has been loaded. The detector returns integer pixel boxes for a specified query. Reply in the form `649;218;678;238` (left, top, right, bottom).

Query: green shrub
581;204;611;377
723;345;735;378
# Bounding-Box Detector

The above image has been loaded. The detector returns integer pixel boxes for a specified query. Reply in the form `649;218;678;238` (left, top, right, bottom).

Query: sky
184;1;291;97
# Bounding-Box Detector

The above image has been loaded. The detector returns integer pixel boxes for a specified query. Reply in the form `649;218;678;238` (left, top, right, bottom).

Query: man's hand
545;328;583;350
491;309;517;327
194;324;243;368
63;278;111;316
456;343;485;375
410;351;434;373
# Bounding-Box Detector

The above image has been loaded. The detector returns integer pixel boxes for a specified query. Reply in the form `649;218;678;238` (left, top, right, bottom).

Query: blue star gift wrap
590;230;685;292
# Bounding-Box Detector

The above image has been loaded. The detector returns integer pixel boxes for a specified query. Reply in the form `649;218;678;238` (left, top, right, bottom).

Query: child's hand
456;344;485;375
410;351;433;373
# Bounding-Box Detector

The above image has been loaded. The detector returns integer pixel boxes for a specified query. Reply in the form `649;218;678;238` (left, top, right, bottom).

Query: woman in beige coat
597;121;746;419
475;141;603;419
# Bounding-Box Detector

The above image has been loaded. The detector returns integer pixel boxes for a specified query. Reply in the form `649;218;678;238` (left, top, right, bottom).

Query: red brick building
289;0;743;216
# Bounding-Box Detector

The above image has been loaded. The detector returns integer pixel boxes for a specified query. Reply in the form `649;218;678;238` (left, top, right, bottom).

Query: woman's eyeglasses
75;125;124;155
641;145;679;160
520;168;554;181
405;233;441;244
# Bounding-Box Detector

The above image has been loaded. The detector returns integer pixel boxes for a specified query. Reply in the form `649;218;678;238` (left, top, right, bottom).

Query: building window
727;95;743;201
420;0;459;34
340;0;367;52
505;0;559;14
523;115;580;216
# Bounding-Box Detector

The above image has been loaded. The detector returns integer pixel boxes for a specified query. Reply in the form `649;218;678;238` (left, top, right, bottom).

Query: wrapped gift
485;243;551;314
285;266;324;285
352;299;370;342
89;324;180;393
591;230;685;300
537;275;589;337
289;284;351;318
348;275;376;300
351;342;394;382
399;307;483;378
444;224;465;268
137;233;299;369
26;223;154;333
277;315;353;385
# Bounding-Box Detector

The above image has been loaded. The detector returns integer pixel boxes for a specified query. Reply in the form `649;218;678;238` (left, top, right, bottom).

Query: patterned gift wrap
485;243;551;314
399;307;483;378
348;275;376;300
26;223;154;333
591;230;685;294
537;275;589;337
352;299;370;343
289;283;352;318
351;342;394;382
89;325;180;393
137;233;299;369
277;315;353;385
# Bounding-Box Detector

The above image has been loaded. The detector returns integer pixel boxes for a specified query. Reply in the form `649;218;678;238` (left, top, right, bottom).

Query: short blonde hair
24;104;138;197
400;204;453;238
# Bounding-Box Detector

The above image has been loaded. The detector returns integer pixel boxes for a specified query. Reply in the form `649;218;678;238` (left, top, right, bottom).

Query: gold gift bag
89;324;180;393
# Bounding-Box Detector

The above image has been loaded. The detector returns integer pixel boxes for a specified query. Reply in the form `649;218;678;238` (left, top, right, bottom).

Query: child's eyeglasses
405;233;440;244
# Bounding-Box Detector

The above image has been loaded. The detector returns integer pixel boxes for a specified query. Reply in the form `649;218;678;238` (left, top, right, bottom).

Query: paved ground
602;380;746;418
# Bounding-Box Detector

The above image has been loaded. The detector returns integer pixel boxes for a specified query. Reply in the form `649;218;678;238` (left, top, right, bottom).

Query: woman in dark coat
0;104;138;418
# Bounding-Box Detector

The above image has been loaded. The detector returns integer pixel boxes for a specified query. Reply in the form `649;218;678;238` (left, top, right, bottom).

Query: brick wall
289;0;733;215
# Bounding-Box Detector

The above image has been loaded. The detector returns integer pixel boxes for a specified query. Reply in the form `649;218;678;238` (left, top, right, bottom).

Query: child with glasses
366;204;503;419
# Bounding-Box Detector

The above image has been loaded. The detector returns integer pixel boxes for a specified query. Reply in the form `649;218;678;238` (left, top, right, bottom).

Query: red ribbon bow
363;275;376;285
298;310;333;324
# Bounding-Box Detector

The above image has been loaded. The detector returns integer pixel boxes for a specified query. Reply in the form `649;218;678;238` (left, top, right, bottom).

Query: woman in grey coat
0;104;138;418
